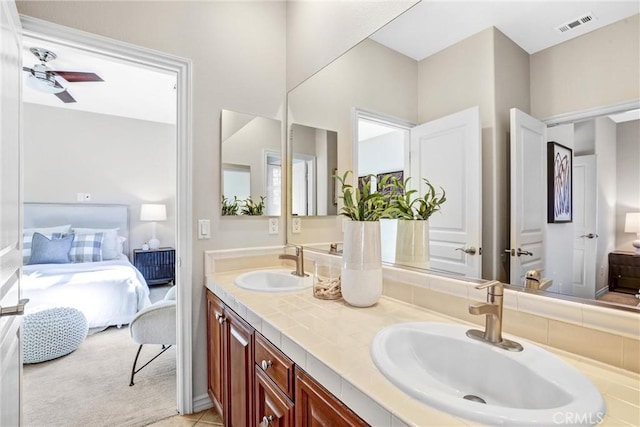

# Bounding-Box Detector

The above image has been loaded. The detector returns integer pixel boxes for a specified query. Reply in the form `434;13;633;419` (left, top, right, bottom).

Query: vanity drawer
255;332;295;399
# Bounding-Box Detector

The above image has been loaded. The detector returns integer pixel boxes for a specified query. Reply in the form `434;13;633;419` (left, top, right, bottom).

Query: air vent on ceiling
555;13;596;34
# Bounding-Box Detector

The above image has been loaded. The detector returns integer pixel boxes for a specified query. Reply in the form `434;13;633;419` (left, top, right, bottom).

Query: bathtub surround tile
622;338;640;373
548;320;624;368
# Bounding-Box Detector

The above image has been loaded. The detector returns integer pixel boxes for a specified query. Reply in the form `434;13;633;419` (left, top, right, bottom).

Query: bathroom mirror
290;123;338;216
286;1;640;310
221;109;281;216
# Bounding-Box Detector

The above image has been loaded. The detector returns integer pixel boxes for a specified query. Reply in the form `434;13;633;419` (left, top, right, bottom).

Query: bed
22;203;151;329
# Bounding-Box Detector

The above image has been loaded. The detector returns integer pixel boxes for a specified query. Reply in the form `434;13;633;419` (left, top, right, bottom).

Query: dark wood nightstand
608;251;640;294
133;247;175;286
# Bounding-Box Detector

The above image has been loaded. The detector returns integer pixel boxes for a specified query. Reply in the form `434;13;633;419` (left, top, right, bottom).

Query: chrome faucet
467;281;523;352
329;242;343;255
279;245;308;277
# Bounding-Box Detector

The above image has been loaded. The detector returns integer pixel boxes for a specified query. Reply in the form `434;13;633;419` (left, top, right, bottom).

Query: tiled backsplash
204;246;640;374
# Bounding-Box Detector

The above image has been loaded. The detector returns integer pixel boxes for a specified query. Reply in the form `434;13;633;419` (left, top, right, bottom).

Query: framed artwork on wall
547;141;572;223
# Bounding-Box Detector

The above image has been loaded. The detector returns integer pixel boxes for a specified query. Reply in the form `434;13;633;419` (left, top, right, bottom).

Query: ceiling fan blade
53;71;103;82
55;90;76;103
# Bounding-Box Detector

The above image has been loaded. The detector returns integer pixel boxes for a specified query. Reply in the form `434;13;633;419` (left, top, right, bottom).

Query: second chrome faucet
467;281;523;352
279;245;308;277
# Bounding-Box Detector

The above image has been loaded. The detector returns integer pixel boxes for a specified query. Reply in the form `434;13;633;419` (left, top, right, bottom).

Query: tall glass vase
395;219;430;269
341;220;382;307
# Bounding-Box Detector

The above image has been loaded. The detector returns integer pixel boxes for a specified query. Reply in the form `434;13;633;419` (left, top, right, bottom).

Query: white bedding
22;255;151;329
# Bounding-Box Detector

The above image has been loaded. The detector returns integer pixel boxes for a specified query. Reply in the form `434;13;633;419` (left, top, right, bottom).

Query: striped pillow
70;233;104;263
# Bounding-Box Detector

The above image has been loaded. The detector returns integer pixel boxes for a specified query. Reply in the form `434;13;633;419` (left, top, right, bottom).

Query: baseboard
192;393;213;413
595;287;609;299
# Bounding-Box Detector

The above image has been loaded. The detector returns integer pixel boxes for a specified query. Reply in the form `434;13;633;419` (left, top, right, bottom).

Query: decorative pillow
72;227;119;260
23;225;72;263
28;232;74;265
69;233;104;263
116;236;127;256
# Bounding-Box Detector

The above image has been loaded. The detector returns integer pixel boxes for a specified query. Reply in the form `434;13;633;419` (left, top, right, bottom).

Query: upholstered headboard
23;203;130;253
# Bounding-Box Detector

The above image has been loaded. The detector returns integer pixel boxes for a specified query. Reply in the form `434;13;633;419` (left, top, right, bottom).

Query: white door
0;1;24;425
291;160;308;215
410;106;482;277
572;155;597;298
509;108;546;286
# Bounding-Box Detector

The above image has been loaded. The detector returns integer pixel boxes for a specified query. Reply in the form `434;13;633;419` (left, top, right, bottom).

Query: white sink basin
371;322;605;426
234;269;312;292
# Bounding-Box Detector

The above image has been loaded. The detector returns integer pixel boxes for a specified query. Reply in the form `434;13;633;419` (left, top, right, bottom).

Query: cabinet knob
216;314;226;324
261;415;274;426
261;360;273;370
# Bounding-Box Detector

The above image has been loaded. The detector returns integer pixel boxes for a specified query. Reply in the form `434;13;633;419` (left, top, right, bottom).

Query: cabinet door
206;291;224;416
255;367;294;427
295;368;367;427
226;307;255;427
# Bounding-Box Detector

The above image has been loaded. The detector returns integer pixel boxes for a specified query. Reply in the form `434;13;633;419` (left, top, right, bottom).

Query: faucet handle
474;280;503;295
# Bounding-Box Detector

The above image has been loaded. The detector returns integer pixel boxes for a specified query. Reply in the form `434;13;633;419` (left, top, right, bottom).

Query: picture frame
547;141;572;223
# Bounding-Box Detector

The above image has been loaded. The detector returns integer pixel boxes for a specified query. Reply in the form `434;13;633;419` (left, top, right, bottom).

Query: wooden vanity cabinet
255;367;295;427
295;367;367;427
206;291;254;426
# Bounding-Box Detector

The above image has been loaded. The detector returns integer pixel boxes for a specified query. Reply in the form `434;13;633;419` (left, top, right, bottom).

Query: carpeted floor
597;291;640;307
23;325;177;427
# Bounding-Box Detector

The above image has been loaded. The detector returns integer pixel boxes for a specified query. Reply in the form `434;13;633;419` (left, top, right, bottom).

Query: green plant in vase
334;171;395;221
221;195;239;216
388;177;446;220
241;196;265;216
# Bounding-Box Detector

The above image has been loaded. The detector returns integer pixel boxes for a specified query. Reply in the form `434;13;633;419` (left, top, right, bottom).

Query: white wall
595;117;617;293
17;0;287;403
531;14;640;119
286;0;417;90
545;124;575;294
358;132;405;176
616;119;640;251
22;103;176;254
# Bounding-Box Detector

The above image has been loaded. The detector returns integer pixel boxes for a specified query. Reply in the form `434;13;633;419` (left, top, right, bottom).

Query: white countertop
206;267;640;427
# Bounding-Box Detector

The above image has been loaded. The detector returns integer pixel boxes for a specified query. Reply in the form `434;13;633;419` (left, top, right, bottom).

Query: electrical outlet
84;193;91;201
292;217;301;234
268;218;278;235
77;193;85;202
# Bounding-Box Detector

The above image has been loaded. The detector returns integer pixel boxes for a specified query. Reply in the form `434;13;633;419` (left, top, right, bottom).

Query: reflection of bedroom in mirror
221;109;282;216
287;1;639;311
20;34;179;426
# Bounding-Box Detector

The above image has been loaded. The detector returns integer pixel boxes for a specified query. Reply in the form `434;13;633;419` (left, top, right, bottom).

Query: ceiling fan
22;47;103;103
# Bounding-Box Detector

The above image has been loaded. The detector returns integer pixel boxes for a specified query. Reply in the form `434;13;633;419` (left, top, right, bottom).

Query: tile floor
147;408;222;426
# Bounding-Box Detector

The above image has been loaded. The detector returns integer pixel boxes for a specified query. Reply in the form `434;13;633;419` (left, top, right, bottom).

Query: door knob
0;298;29;317
455;246;477;255
516;248;533;257
504;249;515;256
579;233;598;239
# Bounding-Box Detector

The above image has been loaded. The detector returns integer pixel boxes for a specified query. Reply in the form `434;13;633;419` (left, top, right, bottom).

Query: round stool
23;307;88;364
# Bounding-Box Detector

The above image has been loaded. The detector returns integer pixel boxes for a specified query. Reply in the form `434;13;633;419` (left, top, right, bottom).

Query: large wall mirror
221;109;281;217
287;1;640;312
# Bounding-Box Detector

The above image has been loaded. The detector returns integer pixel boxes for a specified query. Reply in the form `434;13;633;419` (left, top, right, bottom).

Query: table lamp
624;212;640;255
140;203;167;250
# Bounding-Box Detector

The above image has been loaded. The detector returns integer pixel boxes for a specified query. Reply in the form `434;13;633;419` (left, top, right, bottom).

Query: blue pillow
28;232;74;265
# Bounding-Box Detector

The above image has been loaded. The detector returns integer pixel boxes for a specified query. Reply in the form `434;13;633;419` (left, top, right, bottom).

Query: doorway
20;15;193;419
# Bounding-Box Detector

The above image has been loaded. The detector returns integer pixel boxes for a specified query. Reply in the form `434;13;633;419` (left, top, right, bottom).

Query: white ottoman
23;307;88;364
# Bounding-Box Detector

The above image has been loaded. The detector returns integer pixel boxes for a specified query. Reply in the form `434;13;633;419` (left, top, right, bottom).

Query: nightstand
133;247;175;286
608;251;640;294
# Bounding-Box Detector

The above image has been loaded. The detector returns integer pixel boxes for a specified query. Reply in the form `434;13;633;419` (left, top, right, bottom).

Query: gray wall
23;103;176;254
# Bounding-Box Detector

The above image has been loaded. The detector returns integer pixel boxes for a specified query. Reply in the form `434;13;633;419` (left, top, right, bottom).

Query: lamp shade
140;204;167;222
624;212;640;233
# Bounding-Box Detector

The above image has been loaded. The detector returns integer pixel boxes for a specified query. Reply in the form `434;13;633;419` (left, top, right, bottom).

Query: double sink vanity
204;247;637;426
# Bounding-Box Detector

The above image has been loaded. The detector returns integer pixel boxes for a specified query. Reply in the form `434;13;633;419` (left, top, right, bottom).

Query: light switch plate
198;219;211;239
268;218;278;235
292;217;301;234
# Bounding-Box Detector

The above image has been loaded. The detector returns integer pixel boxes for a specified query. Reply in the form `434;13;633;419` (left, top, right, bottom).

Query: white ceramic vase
341;220;382;307
395;219;430;269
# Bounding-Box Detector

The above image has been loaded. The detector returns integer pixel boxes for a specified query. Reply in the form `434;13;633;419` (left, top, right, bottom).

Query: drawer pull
261;415;274;426
261;360;273;370
216;314;226;324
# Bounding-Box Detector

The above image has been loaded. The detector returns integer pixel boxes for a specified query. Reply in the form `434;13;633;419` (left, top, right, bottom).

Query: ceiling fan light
25;73;65;94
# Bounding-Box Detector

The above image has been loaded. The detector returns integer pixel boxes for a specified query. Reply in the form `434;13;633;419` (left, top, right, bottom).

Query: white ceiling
370;1;639;61
22;37;177;125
